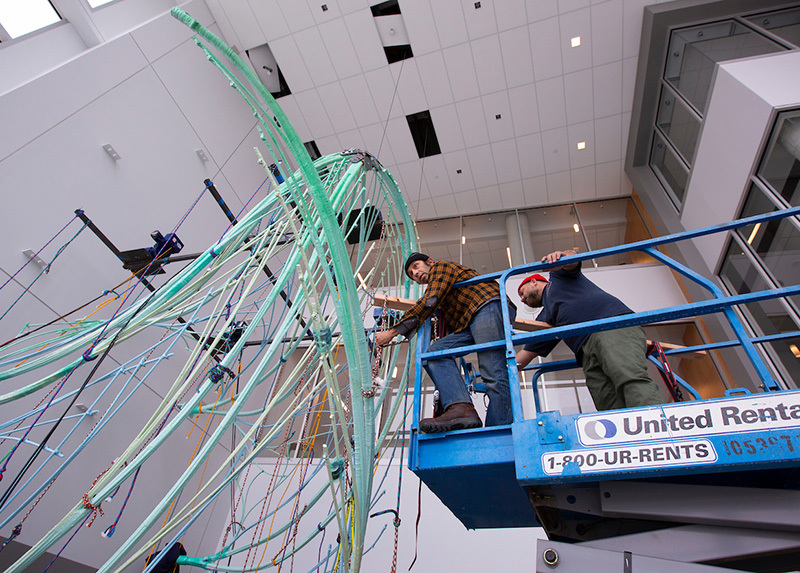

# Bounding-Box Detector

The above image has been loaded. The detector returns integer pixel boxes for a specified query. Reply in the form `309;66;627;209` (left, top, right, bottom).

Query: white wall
220;459;547;572
0;1;276;567
681;51;800;272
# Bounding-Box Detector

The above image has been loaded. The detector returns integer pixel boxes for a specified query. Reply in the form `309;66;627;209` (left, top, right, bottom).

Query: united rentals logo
576;394;800;446
582;419;617;440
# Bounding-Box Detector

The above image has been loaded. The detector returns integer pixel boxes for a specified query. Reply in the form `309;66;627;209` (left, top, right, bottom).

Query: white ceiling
205;0;661;221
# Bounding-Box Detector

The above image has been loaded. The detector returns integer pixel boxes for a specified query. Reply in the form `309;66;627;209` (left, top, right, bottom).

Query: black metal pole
75;209;220;361
203;180;306;329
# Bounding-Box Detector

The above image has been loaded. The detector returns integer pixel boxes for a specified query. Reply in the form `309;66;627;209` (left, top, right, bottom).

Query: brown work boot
419;403;482;433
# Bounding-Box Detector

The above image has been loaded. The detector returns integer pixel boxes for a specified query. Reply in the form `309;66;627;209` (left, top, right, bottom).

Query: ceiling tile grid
455;97;491;148
219;0;265;50
430;105;466;152
594;114;623;164
495;0;528;32
567;120;596;168
421;155;453;197
527;0;560;23
277;0;316;34
523;175;549;205
571;164;597;200
530;17;564;81
499;180;526;209
621;55;638;114
593;60;624;117
293;89;335;139
517;132;547;179
472;34;508;95
402;0;442;55
559;0;592;14
467;144;499;188
442;149;475;191
492;138;523;184
596;159;623;196
559;8;593;74
547;170;573;202
294;27;339;86
477;184;502;212
431;0;469;48
463;0;499;40
535;77;568;131
318;18;363;79
623;0;650;59
453;188;482;214
343;10;387;72
390;59;429;115
340;74;382;126
541;127;570;174
416;52;455;107
317;81;358;133
499;26;535;89
591;0;624;66
442;42;481;102
203;0;657;217
507;83;541;136
563;69;594;124
249;0;287;43
307;0;342;25
482;91;514;142
268;35;315;92
384;116;420;164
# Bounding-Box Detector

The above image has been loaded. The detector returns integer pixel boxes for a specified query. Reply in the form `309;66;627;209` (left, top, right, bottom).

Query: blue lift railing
411;205;800;433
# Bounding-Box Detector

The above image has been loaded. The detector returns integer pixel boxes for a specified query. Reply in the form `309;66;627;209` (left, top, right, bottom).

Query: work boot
419;403;482;433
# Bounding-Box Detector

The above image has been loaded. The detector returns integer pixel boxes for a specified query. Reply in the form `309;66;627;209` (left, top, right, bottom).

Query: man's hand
374;328;398;347
541;249;578;270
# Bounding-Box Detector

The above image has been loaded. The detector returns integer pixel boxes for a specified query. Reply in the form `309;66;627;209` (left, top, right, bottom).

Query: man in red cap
374;253;516;432
516;250;662;411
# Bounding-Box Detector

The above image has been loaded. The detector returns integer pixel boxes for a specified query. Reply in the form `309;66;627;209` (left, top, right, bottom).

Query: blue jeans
423;301;516;427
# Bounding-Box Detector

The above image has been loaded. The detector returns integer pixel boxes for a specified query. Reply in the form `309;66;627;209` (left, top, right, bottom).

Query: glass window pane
650;132;689;206
573;198;642;266
719;241;800;388
656;84;701;165
747;7;800;48
523;204;589;264
737;185;800;289
416;218;461;266
461;213;513;273
665;21;784;113
756;113;800;205
0;0;60;39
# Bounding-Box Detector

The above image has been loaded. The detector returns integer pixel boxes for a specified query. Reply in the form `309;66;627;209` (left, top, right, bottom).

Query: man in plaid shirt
375;253;516;432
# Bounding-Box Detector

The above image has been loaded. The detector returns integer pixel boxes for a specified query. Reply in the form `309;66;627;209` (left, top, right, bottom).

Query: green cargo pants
581;326;663;411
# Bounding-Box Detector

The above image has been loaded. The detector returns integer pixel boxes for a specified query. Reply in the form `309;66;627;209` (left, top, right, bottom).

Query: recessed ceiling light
577;141;586;150
791;344;800;359
571;36;581;48
573;223;580;233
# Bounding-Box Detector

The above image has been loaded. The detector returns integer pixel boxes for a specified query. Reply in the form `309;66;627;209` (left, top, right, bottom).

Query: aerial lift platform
383;207;800;573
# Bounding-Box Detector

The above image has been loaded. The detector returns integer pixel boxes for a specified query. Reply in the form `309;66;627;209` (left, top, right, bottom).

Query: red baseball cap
518;274;548;295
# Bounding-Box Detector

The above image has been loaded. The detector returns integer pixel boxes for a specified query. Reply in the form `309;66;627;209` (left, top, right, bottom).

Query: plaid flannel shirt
394;260;500;337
